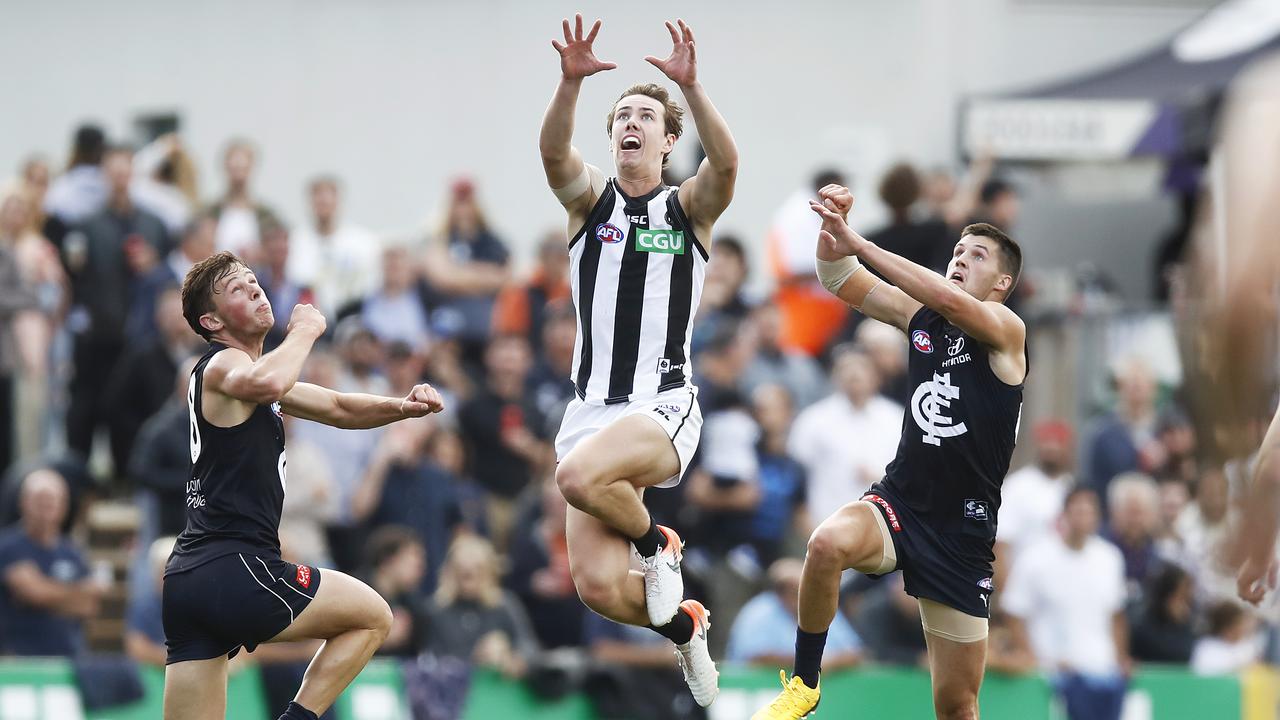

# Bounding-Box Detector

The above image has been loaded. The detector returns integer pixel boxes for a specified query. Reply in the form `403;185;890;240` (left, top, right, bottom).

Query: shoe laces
764;670;816;715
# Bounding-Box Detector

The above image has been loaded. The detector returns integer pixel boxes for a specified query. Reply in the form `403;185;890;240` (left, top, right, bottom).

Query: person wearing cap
995;419;1074;585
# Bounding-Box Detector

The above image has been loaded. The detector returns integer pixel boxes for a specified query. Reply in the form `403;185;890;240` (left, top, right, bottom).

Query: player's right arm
812;187;921;332
1237;411;1280;604
540;14;614;219
203;304;326;406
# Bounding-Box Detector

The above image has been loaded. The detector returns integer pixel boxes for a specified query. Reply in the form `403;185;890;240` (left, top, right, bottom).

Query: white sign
963;99;1158;160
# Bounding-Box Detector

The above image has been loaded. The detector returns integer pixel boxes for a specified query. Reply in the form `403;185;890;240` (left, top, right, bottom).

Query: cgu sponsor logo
635;229;686;255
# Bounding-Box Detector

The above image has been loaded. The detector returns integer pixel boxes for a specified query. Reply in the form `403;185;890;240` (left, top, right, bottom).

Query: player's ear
994;273;1012;294
663;133;676;154
199;312;223;335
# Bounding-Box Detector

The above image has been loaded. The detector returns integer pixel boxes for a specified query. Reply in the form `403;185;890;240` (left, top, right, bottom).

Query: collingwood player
164;252;443;720
538;14;737;706
754;187;1026;720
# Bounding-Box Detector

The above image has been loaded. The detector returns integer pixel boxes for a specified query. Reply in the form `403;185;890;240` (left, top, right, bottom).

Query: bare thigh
268;568;391;643
563;413;679;488
925;631;987;718
809;501;891;573
163;657;228;720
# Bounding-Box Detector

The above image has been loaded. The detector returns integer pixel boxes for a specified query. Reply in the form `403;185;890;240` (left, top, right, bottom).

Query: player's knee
371;597;393;640
806;524;851;568
933;690;978;720
571;571;618;616
555;458;598;509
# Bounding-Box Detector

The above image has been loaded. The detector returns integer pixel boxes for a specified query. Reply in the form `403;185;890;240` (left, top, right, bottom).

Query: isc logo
635;229;685;255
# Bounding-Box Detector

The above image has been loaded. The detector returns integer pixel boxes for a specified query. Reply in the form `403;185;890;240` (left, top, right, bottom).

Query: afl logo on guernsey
912;330;934;354
595;223;624;244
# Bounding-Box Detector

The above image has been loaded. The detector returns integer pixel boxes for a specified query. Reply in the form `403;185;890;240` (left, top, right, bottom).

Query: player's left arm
646;19;739;225
280;382;444;429
812;201;1026;359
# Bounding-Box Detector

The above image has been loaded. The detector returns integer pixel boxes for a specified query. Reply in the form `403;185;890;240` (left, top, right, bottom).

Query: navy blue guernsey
881;307;1025;540
166;343;287;575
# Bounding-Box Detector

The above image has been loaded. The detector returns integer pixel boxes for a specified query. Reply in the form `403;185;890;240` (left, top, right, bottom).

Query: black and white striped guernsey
568;178;709;405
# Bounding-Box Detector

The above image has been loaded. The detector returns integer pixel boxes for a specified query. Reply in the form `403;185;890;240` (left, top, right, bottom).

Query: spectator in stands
291;349;384;571
279;414;337;568
334;317;390;395
103;285;200;481
1086;357;1162;511
364;526;429;657
288;175;380;314
789;345;902;528
129;358;198;540
923;153;994;229
353;419;467;593
422;177;511;364
207;138;277;259
1128;563;1195;664
853;318;908;405
492;230;569;357
63;145;169;476
384;341;428;397
747;384;807;564
1152;408;1197;485
692;318;756;416
526;300;577;428
254;218;314;350
43;124;108;242
0;468;100;655
166;212;216;282
972;178;1020;231
766;169;849;356
693;235;753;354
131;134;199;237
423;534;537;677
457;334;551;546
1177;466;1236;598
726;558;862;669
1;185;61;465
996;419;1074;583
1105;472;1164;591
850;572;927;667
0;210;40;473
1191;601;1263;675
507;474;585;650
1153;477;1192;563
866;162;949;275
582;613;705;720
20;156;51;235
740;303;828;410
125;536;176;667
361;243;431;351
1004;487;1130;720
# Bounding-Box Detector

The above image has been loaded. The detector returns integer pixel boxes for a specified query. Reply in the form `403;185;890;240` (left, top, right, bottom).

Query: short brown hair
879;162;922;212
961;222;1022;294
181;251;245;340
606;83;684;168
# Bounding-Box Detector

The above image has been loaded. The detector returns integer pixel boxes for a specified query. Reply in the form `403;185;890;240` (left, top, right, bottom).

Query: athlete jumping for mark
754;186;1026;720
538;13;738;707
162;252;444;720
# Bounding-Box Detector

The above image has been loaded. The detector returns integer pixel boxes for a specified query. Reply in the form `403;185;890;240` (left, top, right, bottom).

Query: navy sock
649;608;695;645
793;628;828;689
278;701;318;720
631;519;665;558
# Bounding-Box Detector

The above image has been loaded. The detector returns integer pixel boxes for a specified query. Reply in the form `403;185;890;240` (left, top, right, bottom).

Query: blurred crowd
0;123;1265;719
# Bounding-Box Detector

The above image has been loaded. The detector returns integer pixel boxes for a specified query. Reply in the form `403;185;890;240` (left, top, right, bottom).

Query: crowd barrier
0;658;1272;719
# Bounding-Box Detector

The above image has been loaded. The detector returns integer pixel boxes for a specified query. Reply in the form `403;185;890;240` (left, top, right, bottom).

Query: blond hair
433;534;503;609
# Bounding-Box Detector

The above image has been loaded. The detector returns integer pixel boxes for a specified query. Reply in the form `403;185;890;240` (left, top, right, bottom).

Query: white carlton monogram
912;372;968;446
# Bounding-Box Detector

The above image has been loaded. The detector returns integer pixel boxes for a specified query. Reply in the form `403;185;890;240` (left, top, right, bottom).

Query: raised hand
645;19;698;87
810;200;868;258
400;383;445;418
818;184;854;220
552;14;617;80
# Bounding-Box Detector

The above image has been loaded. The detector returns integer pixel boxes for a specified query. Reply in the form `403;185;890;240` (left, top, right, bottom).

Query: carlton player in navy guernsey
755;186;1026;720
163;252;443;720
538;14;737;707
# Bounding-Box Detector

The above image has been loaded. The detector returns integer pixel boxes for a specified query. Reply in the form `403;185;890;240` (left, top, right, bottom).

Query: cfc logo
296;565;312;589
912;372;968;446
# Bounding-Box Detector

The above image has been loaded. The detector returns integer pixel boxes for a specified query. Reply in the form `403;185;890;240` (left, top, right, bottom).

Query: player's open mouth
949;272;964;283
620;134;641;150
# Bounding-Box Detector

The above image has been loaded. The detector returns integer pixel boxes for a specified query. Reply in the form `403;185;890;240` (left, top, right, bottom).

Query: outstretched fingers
678;18;694;44
586;18;602;43
665;20;680;45
562;18;573;44
574;13;584;41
